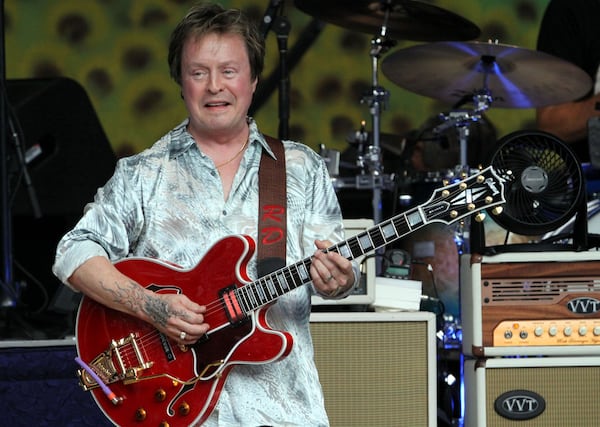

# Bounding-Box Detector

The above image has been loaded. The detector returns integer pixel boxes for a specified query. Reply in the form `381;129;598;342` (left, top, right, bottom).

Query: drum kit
295;0;592;223
292;3;594;421
292;0;593;311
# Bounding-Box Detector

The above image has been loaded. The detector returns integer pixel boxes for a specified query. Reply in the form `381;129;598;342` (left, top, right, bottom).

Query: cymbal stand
433;90;493;173
359;11;395;227
433;90;493;257
358;6;397;274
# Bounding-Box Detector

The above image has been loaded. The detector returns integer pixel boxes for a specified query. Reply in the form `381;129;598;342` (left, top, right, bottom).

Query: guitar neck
235;204;423;312
233;165;504;313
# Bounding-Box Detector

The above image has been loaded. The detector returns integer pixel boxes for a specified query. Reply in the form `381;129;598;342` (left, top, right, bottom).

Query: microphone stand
0;0;17;309
1;1;41;314
274;15;290;140
258;0;291;140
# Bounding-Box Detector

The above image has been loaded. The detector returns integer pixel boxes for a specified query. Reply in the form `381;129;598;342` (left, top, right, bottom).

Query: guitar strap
257;135;287;277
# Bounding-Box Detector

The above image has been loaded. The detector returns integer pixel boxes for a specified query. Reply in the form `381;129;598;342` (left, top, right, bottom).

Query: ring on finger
179;331;187;340
326;274;334;282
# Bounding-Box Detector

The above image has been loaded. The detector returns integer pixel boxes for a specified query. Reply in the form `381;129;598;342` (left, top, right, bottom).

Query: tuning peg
492;206;503;215
475;212;486;222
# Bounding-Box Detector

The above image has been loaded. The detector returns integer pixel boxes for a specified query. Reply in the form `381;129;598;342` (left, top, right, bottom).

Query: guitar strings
115;180;482;365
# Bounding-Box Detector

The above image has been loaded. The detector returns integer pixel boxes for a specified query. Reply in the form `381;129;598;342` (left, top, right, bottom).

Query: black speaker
4;78;116;336
6;77;116;217
310;312;437;427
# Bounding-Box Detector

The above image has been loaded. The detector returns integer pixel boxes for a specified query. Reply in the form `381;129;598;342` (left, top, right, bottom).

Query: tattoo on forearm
144;297;170;327
101;279;168;326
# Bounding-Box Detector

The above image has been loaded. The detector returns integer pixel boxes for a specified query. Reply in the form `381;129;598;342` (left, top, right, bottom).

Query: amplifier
461;251;600;357
310;311;437;427
464;356;600;427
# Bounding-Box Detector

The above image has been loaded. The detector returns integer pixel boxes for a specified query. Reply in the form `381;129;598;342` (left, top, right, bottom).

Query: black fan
488;130;585;236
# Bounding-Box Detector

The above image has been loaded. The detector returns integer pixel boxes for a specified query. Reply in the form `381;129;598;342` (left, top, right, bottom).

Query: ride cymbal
380;40;593;108
293;0;480;42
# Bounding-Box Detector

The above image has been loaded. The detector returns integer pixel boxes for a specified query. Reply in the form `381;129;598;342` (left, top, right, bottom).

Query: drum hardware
330;174;396;192
318;144;341;177
295;1;482;277
433;92;492;170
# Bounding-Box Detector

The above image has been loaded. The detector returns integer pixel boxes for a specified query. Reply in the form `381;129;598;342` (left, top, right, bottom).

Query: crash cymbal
293;0;480;42
380;41;593;108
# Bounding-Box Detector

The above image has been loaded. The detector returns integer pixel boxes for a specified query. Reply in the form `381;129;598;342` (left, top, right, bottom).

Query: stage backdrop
5;0;552;158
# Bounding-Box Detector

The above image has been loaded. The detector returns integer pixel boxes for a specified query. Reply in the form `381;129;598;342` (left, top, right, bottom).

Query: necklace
215;138;249;169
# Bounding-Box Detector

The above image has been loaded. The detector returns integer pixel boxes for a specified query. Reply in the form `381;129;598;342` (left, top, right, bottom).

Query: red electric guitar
75;166;505;426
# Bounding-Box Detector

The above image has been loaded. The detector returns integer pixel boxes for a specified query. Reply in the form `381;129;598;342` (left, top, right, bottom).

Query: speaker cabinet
310;311;437;427
464;356;600;427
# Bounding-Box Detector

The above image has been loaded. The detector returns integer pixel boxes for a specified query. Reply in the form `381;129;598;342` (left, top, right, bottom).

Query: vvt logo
567;297;600;314
494;390;546;420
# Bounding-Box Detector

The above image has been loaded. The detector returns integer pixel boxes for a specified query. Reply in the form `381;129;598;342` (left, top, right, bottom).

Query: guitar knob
159;422;170;427
135;407;147;421
155;388;167;402
178;401;191;416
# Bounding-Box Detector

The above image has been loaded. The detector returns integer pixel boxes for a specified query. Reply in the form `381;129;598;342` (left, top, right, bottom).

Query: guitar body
76;235;293;426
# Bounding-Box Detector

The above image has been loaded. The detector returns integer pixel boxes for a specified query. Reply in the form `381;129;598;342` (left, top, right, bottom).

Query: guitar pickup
220;285;247;326
77;333;154;390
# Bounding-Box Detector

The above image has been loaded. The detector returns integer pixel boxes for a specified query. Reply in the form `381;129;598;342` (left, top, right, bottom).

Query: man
536;0;600;163
53;3;357;426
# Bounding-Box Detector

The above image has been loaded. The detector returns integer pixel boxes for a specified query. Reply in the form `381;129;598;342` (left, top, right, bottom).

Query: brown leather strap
257;135;287;277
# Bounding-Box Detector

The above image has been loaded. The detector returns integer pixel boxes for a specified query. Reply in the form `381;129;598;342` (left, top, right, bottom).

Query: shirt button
222;210;227;216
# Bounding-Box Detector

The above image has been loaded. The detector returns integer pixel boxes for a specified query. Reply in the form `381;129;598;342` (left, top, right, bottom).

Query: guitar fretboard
232;166;504;314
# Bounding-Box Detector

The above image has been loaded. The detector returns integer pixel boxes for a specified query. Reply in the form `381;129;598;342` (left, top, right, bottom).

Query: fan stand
470;184;596;255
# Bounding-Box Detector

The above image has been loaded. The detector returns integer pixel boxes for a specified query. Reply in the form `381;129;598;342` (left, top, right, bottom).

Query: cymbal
293;0;480;42
380;41;593;108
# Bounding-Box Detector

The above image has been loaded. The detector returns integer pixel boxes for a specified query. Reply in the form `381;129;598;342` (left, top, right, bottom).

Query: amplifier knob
504;330;513;339
548;326;558;336
519;330;528;339
564;326;573;337
579;326;588;336
594;326;600;336
534;327;544;337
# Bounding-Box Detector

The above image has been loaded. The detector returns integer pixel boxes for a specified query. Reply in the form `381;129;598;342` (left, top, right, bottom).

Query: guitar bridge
77;332;154;390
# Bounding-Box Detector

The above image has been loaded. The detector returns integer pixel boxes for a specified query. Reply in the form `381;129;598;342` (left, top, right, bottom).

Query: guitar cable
75;356;123;405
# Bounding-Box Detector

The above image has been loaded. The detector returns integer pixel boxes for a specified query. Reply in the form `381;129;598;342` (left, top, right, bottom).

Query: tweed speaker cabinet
309;311;437;427
464;356;600;427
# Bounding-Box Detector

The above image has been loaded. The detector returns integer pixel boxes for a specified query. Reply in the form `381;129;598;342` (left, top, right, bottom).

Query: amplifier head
461;251;600;357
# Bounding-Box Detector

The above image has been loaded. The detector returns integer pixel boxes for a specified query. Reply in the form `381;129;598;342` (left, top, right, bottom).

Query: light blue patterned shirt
53;118;355;426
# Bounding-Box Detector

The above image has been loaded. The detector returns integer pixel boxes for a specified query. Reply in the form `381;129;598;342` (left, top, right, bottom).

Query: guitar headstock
422;166;506;225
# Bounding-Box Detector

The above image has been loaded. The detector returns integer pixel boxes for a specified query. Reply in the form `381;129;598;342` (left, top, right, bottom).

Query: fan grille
489;130;584;235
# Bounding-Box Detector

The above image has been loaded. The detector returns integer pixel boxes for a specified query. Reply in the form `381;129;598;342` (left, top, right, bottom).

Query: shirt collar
168;117;277;160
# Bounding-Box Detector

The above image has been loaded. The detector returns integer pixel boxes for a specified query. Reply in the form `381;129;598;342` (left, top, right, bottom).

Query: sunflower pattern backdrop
5;0;552;157
4;0;559;317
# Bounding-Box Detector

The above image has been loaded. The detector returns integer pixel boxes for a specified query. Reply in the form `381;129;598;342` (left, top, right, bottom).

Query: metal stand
0;0;16;308
360;23;396;227
0;1;41;310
